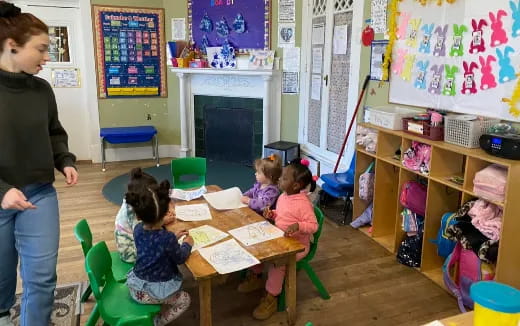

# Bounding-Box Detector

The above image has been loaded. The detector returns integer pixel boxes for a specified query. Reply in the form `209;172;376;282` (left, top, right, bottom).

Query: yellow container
470;281;520;326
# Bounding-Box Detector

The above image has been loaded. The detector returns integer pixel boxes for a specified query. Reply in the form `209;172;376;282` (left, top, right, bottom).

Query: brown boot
252;293;278;320
237;273;263;293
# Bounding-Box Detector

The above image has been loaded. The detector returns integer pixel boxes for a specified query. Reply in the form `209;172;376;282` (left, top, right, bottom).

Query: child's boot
252;293;277;320
237;272;263;293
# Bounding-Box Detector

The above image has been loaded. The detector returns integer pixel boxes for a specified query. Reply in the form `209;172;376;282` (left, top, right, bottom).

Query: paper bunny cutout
461;61;479;94
415;60;429;89
433;24;448;56
450;24;468;57
419;23;435;53
496;46;517;83
429;64;444;95
401;54;416;81
393;48;408;76
397;12;412;40
489;10;509;47
469;19;488;54
510;0;520;37
443;65;459;96
479;55;497;90
406;18;422;48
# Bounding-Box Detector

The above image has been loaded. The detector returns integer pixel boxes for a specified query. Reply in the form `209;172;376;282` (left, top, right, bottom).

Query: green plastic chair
170;157;206;189
85;241;160;326
74;219;134;303
278;205;331;311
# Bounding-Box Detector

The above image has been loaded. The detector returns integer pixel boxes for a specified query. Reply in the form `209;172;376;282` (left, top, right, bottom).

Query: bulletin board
388;0;520;121
188;0;271;53
92;5;167;98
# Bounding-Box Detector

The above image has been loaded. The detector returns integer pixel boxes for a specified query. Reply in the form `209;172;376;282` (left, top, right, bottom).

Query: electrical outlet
146;113;152;120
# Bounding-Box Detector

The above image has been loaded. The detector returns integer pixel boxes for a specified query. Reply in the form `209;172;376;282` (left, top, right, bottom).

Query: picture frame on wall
91;5;167;98
188;0;272;54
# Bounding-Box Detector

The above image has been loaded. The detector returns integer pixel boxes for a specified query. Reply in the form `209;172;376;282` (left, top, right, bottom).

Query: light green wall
95;0;302;146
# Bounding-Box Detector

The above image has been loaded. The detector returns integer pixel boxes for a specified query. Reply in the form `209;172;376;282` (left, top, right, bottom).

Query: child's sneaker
252;293;277;320
0;311;14;326
237;273;263;293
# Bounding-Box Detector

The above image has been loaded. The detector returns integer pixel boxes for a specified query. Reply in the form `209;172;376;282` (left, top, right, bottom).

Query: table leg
154;134;160;167
285;254;297;326
199;279;212;326
100;138;106;172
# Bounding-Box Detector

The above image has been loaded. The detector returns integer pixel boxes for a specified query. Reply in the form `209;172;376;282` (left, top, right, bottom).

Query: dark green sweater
0;69;76;202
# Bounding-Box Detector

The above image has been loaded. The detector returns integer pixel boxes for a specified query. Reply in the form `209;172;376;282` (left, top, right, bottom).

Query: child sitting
115;167;175;263
241;154;282;215
125;179;194;326
238;158;318;320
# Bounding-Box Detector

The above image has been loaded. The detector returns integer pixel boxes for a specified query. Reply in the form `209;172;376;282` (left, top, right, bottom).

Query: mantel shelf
170;67;281;77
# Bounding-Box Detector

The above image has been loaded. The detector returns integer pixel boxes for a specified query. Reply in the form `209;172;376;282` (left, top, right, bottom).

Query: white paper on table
312;48;323;74
333;25;348;55
422;321;445;326
171;18;186;40
283;47;300;72
229;221;284;246
169;186;207;201
175;203;212;221
198;238;260;274
178;225;229;251
203;187;247;210
312;23;325;45
278;0;295;22
311;74;322;101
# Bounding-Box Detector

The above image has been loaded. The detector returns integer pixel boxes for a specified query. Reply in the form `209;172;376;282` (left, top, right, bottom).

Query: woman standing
0;2;78;325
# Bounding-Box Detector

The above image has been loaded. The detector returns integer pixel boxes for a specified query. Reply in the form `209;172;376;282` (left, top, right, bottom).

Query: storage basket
368;106;418;130
402;118;444;140
444;115;500;148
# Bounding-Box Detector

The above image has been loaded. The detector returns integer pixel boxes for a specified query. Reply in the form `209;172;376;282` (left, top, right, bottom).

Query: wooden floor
41;158;460;325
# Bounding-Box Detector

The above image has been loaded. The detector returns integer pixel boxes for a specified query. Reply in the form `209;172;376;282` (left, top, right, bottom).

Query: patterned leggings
129;289;191;326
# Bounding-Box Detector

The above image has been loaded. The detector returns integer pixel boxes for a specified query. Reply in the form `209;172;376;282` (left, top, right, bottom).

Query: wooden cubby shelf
354;122;520;291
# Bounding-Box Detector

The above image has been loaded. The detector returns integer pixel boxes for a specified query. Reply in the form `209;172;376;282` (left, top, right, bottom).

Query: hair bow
300;159;310;166
312;175;319;182
268;154;275;161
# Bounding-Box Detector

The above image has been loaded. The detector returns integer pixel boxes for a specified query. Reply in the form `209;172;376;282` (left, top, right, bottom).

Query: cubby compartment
429;147;465;191
376;131;402;164
400;138;431;176
353;152;376;220
371;160;400;252
464;157;508;206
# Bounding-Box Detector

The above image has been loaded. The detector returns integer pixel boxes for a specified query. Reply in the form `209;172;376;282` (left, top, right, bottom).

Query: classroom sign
92;6;167;98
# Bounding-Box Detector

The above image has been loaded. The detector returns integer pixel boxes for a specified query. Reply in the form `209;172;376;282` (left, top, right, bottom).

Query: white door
299;0;363;173
13;1;92;160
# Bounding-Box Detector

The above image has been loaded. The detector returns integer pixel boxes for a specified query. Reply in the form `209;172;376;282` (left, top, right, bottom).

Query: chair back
170;157;207;189
85;241;115;300
304;206;325;262
74;219;93;257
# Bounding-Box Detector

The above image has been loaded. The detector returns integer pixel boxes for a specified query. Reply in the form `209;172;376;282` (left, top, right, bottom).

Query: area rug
102;160;255;205
10;282;83;326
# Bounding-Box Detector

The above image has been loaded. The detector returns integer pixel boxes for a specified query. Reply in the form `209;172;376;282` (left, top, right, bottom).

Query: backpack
431;212;457;258
396;233;423;267
443;242;495;312
359;161;375;201
399;181;427;216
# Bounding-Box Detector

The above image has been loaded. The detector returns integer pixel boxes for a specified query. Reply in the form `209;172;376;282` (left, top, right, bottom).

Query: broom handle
333;75;370;173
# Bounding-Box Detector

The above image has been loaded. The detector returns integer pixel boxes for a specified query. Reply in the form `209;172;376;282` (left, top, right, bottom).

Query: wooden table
167;186;305;326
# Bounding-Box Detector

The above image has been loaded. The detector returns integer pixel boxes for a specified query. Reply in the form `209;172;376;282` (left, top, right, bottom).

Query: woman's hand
284;223;299;237
240;196;250;204
1;188;36;210
63;166;78;186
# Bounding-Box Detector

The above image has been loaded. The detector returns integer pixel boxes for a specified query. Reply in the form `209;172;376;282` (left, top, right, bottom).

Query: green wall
95;0;302;147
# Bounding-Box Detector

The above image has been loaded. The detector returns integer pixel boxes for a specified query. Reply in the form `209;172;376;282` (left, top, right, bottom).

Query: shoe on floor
237;273;263;293
0;312;14;326
252;293;277;320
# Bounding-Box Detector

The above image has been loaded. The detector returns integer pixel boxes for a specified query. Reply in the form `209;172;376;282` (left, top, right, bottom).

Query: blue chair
318;154;355;225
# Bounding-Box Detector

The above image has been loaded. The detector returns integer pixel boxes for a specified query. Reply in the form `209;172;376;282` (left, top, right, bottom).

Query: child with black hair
125;179;194;326
115;168;175;263
239;158;318;320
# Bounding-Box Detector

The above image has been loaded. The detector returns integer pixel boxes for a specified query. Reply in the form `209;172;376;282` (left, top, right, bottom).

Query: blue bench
100;126;159;171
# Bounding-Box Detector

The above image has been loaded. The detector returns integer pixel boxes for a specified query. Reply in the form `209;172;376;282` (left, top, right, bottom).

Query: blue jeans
0;183;59;326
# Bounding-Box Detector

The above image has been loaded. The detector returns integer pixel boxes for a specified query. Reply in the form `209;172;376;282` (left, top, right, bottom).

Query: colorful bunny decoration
461;61;479;94
419;23;435;54
443;65;459;96
397;12;412;40
469;19;488;54
510;0;520;37
496;46;517;83
479;55;497;90
393;48;408;76
415;60;429;89
433;24;448;56
489;10;509;47
429;64;444;95
450;24;468;57
401;54;416;81
406;18;422;48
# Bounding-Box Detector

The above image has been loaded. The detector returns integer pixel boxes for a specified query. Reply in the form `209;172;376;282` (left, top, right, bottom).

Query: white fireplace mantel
172;67;282;157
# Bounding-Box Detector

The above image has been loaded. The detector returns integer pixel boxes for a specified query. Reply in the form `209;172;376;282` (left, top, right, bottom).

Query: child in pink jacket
238;158;318;320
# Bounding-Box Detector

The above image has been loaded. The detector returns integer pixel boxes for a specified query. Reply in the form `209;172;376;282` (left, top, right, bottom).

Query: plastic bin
470;281;520;326
368;106;418;130
444;115;500;148
402;118;444;140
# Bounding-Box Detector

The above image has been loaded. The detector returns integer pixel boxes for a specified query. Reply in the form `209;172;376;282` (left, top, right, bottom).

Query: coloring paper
228;221;284;246
198;239;260;274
